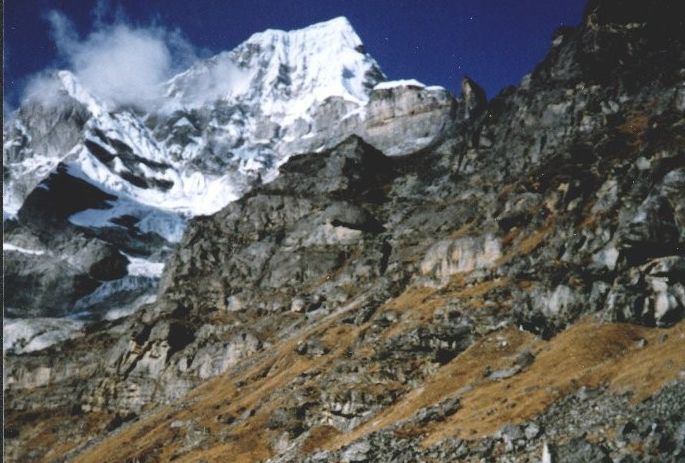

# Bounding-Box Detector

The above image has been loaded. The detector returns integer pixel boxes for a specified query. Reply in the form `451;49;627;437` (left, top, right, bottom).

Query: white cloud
172;56;252;106
37;9;202;109
45;10;79;51
69;25;173;107
21;6;250;111
91;0;112;27
23;71;64;104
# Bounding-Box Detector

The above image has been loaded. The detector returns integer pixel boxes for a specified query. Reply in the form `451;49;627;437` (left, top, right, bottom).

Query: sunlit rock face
420;234;501;284
362;81;459;156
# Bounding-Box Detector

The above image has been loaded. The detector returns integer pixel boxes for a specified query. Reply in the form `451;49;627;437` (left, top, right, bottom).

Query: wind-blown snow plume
27;8;204;109
166;56;250;106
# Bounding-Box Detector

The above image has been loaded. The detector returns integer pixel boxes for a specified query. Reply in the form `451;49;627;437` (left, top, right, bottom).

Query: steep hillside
4;0;685;462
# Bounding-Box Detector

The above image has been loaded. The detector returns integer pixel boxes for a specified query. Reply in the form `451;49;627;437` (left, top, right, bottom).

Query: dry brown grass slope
70;276;685;462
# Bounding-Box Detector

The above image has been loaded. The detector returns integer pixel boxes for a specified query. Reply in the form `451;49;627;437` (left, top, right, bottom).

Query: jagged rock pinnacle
461;75;486;120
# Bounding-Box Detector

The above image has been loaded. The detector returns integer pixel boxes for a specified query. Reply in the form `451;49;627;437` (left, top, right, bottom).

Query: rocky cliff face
4;1;685;462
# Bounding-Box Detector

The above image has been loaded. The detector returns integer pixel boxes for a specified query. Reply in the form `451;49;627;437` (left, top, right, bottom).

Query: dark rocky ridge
4;0;685;461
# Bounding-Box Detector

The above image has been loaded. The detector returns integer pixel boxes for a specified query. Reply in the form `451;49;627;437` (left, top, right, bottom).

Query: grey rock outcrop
461;76;487;120
361;82;458;156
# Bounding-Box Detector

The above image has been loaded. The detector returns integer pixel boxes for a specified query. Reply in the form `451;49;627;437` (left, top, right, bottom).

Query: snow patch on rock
3;243;46;255
3;318;85;354
125;254;165;278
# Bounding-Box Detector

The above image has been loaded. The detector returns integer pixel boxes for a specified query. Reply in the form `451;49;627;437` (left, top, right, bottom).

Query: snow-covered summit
164;16;385;114
5;17;389;232
56;70;109;116
5;16;456;229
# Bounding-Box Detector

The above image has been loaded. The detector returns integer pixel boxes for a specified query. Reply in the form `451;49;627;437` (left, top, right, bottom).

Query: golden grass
618;111;649;140
494;216;556;269
73;307;364;463
45;236;685;463
302;425;342;454
66;313;684;462
500;226;522;248
319;319;685;451
378;285;437;340
377;277;508;341
447;221;475;240
326;326;538;450
5;410;113;462
424;319;685;444
516;217;556;256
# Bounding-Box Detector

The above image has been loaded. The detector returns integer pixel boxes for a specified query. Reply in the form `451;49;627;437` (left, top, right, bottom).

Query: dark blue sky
4;0;586;107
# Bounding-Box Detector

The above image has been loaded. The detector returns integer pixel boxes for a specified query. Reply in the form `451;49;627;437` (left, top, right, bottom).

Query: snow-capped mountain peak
56;70;109;117
164;16;385;113
240;16;378;103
